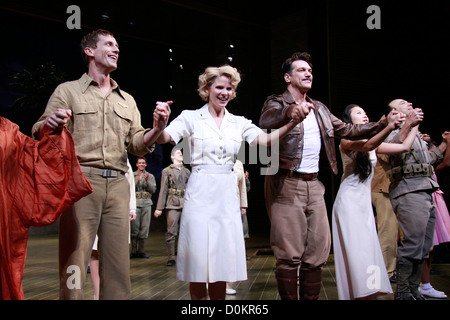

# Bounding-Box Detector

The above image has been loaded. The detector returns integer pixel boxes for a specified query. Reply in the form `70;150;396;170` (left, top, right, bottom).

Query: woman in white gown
332;104;419;299
153;65;304;299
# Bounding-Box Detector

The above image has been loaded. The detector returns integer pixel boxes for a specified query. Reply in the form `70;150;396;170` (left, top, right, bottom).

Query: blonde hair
197;65;241;102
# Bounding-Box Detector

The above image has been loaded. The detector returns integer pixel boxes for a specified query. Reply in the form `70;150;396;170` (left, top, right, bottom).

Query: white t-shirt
297;111;321;173
165;104;263;166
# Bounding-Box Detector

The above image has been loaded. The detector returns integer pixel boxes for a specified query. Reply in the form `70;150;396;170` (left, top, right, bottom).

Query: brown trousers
265;173;331;299
59;172;131;300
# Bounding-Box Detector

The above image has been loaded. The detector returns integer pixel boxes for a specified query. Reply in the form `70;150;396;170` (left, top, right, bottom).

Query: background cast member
131;156;156;259
154;148;190;266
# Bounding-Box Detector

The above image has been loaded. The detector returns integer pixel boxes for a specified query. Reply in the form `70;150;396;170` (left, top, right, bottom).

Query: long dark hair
341;104;372;182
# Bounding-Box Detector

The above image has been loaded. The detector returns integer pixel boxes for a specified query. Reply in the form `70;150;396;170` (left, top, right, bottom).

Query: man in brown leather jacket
259;52;388;300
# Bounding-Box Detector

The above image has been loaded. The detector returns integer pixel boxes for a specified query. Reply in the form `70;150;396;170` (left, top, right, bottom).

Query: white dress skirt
165;105;263;283
332;149;392;299
176;164;247;283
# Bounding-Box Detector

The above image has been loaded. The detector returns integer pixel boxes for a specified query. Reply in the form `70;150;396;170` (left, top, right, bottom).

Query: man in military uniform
154;148;190;266
131;156;156;258
386;99;448;300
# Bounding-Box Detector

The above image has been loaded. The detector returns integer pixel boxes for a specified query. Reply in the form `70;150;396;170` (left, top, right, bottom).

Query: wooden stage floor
22;232;450;301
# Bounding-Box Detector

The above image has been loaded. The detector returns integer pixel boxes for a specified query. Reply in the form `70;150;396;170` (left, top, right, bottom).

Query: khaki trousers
165;209;181;260
130;205;152;239
59;173;131;300
371;192;398;276
265;174;331;269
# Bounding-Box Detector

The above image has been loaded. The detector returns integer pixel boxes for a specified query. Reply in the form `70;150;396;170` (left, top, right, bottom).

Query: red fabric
0;117;92;300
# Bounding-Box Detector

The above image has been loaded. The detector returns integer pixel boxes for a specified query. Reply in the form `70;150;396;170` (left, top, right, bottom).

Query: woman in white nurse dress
152;65;303;300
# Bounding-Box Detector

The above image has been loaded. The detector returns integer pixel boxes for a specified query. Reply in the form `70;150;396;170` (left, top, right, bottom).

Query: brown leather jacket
259;91;388;175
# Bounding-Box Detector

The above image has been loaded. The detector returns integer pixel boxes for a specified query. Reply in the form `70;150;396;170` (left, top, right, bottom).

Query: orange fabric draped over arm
0;117;92;300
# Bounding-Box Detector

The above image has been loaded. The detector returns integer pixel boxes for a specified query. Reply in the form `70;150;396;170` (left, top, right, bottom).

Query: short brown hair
80;29;114;67
136;156;147;163
281;52;313;77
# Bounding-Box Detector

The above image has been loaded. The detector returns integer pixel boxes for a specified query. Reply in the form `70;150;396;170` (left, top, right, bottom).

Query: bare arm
376;125;419;155
435;132;450;171
397;108;424;141
255;118;303;146
341;110;403;153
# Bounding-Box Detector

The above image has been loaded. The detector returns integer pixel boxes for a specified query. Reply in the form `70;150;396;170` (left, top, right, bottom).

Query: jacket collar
281;90;316;106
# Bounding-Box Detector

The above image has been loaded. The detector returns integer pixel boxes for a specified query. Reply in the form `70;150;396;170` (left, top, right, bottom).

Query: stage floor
22;232;450;301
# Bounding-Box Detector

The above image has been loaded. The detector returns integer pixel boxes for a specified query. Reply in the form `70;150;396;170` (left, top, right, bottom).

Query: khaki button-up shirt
32;73;154;173
371;153;391;194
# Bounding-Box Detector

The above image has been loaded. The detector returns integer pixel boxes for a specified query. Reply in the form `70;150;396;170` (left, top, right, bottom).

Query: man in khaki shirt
32;29;169;300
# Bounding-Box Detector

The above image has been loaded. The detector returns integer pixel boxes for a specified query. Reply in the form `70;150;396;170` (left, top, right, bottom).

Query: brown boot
299;267;322;300
275;267;298;300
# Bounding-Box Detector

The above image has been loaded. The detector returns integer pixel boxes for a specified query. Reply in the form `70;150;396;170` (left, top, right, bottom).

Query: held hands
420;133;431;142
44;108;72;131
386;109;406;129
442;131;450;147
286;101;315;123
153;101;172;130
405;108;424;127
154;209;162;218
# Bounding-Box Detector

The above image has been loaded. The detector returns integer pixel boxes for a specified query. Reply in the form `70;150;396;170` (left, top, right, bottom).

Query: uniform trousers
165;209;182;260
265;173;331;271
59;172;131;300
390;190;436;261
131;205;152;239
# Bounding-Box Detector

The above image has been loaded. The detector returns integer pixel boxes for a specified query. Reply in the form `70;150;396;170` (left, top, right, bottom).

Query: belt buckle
102;169;112;178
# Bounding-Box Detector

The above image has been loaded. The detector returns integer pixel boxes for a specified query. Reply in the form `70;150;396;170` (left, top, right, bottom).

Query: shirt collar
79;73;125;100
198;104;234;122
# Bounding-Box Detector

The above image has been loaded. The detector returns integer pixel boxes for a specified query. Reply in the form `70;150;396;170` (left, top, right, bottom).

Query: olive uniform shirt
156;164;190;210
